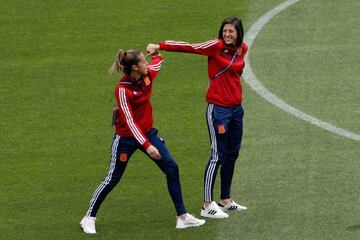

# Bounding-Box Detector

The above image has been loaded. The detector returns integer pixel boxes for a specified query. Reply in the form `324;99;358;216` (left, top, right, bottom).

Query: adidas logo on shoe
200;201;229;219
218;200;247;212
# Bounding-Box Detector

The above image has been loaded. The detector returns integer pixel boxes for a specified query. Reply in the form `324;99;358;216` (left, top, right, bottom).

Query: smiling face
222;23;238;45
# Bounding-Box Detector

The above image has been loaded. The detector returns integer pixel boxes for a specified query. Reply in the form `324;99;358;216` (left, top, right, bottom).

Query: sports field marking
243;0;360;141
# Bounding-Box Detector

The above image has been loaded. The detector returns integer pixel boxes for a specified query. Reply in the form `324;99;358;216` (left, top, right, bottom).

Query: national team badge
119;153;128;162
218;124;226;134
144;77;151;86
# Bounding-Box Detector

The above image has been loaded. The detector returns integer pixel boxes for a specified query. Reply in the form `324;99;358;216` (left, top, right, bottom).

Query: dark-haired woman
147;16;248;219
80;50;205;234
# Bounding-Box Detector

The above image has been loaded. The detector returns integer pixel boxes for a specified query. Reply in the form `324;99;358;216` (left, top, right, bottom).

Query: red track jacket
114;56;164;149
159;39;247;107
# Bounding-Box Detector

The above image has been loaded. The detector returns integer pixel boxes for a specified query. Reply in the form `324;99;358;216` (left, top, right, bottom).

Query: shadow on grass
346;224;360;231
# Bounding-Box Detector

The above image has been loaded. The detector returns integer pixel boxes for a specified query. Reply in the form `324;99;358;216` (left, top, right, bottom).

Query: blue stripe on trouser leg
144;128;187;216
220;104;244;200
86;135;137;217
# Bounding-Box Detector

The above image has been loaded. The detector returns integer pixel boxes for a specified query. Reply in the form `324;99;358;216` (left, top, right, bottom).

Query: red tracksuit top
114;56;164;149
159;39;247;107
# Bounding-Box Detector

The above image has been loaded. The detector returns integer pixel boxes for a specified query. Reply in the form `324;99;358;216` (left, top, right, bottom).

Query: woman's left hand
146;145;161;160
146;43;160;57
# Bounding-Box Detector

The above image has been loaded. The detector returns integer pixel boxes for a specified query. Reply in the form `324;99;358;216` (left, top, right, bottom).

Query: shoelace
186;213;196;220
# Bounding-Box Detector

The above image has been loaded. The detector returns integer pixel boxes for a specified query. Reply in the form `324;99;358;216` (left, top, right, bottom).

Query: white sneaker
200;201;229;219
218;200;247;211
80;215;96;234
176;213;206;229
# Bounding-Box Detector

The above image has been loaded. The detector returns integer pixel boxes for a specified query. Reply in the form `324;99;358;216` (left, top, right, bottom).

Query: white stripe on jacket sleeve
148;60;164;71
119;88;146;144
165;39;219;49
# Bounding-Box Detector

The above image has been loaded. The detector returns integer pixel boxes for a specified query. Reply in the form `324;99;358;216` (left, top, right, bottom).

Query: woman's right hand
146;43;160;57
146;144;161;160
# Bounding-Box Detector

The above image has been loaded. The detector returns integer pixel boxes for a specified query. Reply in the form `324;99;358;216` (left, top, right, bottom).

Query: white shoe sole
176;222;205;229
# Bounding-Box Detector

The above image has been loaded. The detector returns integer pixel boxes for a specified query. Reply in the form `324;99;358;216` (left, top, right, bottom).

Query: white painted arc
243;0;360;141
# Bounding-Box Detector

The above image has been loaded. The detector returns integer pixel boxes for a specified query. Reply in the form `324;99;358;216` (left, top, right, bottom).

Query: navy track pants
86;128;187;217
204;104;244;202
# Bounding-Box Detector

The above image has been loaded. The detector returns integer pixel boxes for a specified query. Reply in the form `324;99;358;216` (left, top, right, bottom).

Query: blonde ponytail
108;49;142;76
108;49;125;75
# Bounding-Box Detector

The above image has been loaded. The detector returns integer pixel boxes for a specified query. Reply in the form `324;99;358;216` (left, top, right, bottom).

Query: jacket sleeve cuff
159;42;166;50
143;141;151;150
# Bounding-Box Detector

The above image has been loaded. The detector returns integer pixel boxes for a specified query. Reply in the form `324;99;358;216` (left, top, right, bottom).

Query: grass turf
0;0;359;239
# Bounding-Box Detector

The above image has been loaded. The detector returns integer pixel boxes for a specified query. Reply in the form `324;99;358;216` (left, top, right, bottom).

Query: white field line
243;0;360;141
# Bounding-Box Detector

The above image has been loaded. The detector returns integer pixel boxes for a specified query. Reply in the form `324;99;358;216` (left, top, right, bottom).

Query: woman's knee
165;160;179;177
227;151;239;162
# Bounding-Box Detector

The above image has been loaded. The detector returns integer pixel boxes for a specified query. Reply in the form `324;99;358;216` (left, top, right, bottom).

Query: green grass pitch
1;0;359;239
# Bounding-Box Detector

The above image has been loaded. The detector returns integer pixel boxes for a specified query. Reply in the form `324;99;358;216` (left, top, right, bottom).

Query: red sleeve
147;55;164;80
238;42;248;59
118;87;151;149
159;39;222;56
